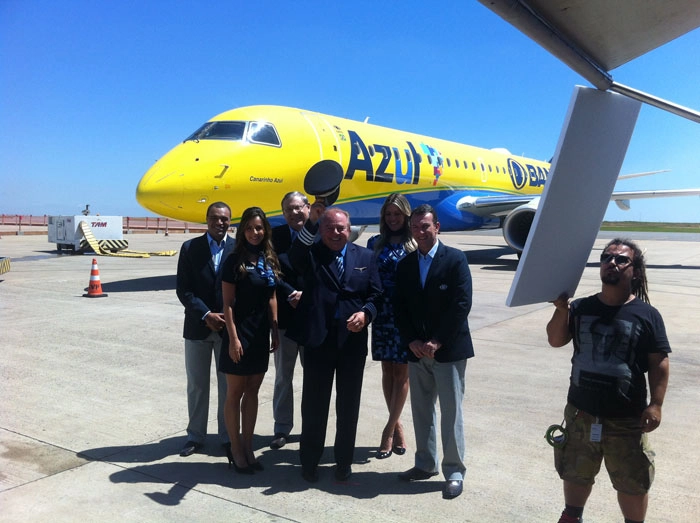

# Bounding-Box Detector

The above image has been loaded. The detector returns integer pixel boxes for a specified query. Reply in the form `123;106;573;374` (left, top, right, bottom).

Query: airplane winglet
507;86;641;307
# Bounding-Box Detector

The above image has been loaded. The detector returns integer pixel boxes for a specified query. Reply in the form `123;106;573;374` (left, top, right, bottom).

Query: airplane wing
457;170;676;217
617;170;669;181
612;188;700;210
458;187;700;217
477;0;700;122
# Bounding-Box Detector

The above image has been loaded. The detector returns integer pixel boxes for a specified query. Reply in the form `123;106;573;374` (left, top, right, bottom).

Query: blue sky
2;1;699;222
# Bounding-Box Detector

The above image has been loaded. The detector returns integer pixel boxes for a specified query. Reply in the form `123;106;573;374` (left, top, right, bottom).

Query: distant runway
1;231;698;522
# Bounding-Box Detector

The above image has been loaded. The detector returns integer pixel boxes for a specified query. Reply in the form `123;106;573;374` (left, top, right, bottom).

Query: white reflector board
506;86;641;307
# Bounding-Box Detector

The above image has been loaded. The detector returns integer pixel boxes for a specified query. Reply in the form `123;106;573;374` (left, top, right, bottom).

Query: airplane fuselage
136;105;550;236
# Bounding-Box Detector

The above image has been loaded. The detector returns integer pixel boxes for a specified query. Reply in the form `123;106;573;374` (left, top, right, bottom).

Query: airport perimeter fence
0;215;208;236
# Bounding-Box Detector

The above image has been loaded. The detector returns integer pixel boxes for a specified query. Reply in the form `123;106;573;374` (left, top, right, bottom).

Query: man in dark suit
287;204;382;483
175;201;235;457
269;191;309;450
394;204;474;500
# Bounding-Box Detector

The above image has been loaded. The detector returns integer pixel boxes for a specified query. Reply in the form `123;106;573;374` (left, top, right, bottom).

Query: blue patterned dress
367;235;409;363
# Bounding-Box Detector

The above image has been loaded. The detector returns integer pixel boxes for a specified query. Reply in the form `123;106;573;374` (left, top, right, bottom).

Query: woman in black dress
221;207;280;473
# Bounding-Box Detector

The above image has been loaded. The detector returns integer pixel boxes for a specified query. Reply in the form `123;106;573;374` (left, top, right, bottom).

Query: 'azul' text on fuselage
342;130;548;190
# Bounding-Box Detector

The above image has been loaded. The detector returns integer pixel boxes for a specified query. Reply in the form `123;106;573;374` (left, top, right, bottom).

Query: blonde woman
366;193;416;459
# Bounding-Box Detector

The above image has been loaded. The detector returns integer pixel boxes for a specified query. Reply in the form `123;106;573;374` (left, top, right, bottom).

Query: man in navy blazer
287;204;382;483
269;191;309;450
394;204;474;500
175;201;235;457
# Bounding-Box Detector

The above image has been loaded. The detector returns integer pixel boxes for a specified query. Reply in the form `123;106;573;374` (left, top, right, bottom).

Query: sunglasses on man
600;253;632;266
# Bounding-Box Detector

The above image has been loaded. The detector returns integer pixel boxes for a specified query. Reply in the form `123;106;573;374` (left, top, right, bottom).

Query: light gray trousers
184;331;228;444
409;357;467;481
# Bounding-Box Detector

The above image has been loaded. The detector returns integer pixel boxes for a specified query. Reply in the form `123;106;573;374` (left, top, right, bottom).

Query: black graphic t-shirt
567;295;671;418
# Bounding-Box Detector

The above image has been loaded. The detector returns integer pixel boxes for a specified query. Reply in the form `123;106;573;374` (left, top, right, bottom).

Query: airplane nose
136;141;216;222
136;160;185;217
136;140;237;223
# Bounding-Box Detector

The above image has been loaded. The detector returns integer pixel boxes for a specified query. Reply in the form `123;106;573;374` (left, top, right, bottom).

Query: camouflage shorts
553;403;655;495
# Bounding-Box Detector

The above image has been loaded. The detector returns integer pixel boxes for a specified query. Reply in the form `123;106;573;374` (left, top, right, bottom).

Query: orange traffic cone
83;258;108;298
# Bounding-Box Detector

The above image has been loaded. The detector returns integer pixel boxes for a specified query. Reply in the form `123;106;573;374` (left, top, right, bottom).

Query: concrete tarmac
1;231;699;522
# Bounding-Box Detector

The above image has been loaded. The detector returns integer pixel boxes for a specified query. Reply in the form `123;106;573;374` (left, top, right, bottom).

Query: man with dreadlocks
546;238;671;523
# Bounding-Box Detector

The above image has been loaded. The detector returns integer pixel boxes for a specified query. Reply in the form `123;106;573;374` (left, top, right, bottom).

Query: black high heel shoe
392;445;407;456
392;427;407;455
225;443;233;467
225;444;255;474
376;448;393;459
233;462;255;474
377;431;394;460
249;460;264;471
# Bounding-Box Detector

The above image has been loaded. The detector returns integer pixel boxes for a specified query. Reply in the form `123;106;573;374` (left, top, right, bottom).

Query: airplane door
301;112;344;167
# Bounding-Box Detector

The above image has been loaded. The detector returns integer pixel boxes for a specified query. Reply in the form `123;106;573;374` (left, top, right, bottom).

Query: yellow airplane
135;104;697;253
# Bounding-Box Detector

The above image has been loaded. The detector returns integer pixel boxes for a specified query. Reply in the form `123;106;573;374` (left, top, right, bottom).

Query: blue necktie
419;253;431;288
336;252;344;281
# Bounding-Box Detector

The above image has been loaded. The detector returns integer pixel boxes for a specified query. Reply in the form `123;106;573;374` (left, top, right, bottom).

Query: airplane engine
502;198;540;253
349;226;367;243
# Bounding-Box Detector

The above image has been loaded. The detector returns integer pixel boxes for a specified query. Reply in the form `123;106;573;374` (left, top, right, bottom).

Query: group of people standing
175;192;473;499
175;190;670;518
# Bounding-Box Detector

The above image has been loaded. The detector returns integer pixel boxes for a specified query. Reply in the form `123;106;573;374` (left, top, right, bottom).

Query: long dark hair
604;238;650;303
232;207;281;279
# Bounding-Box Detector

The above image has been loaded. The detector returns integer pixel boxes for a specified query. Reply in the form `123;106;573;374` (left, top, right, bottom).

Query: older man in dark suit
269;191;309;450
175;201;235;457
394;204;474;500
287;203;382;483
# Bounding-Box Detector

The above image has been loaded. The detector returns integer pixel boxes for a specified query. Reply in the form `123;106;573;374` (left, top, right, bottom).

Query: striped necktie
335;252;344;281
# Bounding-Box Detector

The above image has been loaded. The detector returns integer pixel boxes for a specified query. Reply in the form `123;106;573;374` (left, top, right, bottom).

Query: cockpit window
184;121;246;142
248;122;281;147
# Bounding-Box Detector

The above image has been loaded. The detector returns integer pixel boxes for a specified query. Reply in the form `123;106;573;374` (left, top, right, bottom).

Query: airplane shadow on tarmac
80;436;441;506
100;275;176;293
462;246;519;271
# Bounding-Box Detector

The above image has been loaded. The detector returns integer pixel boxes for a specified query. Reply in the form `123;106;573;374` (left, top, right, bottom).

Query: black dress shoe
270;433;287;449
397;467;439;482
334;465;352;481
179;440;202;457
442;479;463;499
301;467;319;483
